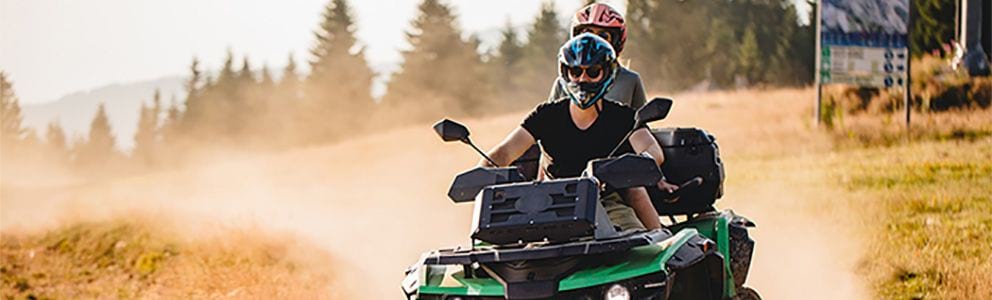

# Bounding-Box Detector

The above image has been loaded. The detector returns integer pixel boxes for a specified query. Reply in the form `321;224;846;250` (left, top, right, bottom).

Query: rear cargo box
648;127;725;215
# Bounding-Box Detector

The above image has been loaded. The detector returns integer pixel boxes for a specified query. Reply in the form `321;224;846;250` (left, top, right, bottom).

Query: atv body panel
404;229;726;299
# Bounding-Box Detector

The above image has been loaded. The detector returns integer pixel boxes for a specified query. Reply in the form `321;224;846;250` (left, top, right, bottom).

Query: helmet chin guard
562;71;616;109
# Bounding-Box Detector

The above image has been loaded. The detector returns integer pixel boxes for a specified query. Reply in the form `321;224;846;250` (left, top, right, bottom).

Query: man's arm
479;126;537;167
621;187;662;229
629;128;665;166
628;127;679;193
536;152;550;181
620;129;668;229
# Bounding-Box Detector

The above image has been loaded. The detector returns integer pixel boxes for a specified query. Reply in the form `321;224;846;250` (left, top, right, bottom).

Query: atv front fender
403;229;725;299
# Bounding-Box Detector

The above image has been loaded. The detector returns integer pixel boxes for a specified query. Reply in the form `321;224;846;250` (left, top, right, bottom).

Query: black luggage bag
648;127;725;215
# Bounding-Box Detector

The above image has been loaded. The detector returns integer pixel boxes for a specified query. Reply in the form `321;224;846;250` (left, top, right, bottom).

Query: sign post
817;0;911;128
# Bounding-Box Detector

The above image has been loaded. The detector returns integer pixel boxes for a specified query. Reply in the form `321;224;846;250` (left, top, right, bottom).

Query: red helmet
571;3;627;54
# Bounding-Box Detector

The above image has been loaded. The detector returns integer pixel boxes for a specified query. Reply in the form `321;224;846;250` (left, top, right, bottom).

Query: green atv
402;98;760;300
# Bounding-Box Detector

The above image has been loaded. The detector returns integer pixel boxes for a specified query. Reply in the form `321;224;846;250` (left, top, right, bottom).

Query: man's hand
479;126;536;168
657;179;679;193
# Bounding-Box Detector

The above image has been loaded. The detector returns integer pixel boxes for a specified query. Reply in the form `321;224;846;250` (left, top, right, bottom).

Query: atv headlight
604;284;630;300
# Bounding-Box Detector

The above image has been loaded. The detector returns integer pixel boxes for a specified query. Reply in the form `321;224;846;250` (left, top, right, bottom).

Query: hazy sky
1;0;626;104
2;0;806;104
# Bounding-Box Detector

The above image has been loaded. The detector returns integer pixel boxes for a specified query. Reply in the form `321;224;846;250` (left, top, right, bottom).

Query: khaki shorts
601;192;646;231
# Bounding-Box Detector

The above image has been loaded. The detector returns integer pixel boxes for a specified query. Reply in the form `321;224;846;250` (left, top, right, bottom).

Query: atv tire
732;287;761;300
728;219;755;288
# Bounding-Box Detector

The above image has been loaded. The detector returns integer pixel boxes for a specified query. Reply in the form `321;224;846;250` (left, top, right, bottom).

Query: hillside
20;76;185;150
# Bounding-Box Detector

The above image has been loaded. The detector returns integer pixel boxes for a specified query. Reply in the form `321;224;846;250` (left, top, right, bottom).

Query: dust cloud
1;89;869;299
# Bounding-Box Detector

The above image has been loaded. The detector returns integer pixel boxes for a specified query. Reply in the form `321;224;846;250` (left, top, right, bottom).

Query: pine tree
743;0;795;86
207;51;240;138
625;0;808;90
1;72;24;151
272;54;304;146
133;90;161;164
382;0;489;118
217;50;238;86
496;21;524;67
78;103;118;165
911;0;956;56
703;17;738;87
161;95;182;146
238;56;255;84
305;0;376;141
624;0;656;84
519;1;566;102
258;64;276;111
259;65;275;90
279;53;303;102
779;0;816;86
232;56;260;140
489;20;529;109
627;0;717;90
46;120;69;158
737;25;761;86
180;57;203;134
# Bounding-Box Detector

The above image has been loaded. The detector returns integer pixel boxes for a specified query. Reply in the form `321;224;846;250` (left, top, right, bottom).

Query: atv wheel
732;287;761;300
728;219;755;288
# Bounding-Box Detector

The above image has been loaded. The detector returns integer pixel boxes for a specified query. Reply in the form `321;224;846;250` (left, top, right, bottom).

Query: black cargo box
472;178;600;245
648;127;725;215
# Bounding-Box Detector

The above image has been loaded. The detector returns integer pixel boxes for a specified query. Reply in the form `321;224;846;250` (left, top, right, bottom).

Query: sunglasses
567;65;604;80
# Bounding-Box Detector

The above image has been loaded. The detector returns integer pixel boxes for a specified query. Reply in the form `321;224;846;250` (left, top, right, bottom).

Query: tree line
2;0;960;174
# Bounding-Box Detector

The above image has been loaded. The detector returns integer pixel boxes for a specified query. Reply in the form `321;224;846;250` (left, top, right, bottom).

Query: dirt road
0;89;869;299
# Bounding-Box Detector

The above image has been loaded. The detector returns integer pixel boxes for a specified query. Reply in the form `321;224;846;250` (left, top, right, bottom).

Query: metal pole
905;0;913;131
905;55;912;131
814;0;823;127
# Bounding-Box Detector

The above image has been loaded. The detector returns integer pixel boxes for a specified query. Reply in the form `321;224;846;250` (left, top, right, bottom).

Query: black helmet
557;33;618;109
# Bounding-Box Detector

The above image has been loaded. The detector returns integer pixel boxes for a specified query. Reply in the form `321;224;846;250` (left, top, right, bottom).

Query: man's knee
602;192;646;231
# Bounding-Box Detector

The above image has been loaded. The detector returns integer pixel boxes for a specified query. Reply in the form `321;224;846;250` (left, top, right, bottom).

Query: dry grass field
843;139;992;299
2;88;989;299
1;217;339;299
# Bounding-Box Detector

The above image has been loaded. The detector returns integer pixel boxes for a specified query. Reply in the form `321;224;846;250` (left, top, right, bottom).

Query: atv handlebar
447;166;528;203
659;176;703;202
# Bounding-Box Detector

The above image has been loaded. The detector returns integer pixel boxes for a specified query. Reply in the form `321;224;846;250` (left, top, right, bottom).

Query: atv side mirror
635;97;673;126
432;118;501;167
433;119;471;143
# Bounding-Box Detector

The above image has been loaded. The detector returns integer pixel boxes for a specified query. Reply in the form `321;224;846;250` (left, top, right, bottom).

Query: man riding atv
530;3;658;188
481;33;676;231
401;33;760;300
403;36;761;298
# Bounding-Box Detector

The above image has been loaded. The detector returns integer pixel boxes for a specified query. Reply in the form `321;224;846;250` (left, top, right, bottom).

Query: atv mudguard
403;229;725;299
667;209;755;299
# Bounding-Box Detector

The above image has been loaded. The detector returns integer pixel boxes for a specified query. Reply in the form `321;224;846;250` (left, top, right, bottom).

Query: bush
824;55;989;115
817;55;991;145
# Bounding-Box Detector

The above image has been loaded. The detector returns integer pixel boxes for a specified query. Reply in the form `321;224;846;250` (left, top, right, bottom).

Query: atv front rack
424;229;672;265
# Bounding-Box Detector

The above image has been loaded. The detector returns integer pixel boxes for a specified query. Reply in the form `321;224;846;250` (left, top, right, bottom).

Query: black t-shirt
521;99;643;179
